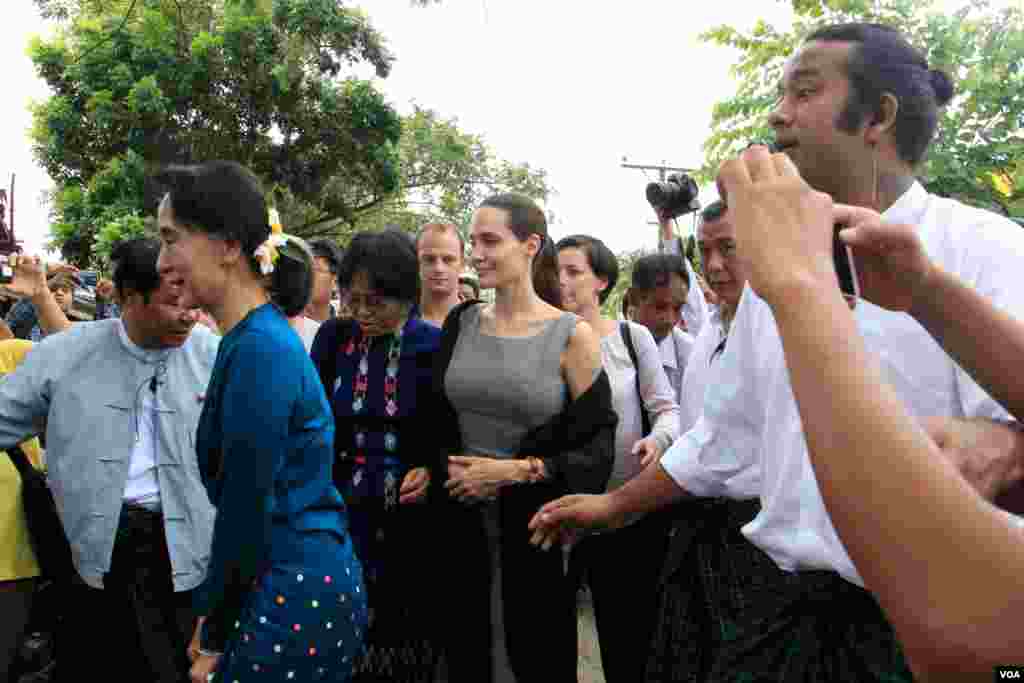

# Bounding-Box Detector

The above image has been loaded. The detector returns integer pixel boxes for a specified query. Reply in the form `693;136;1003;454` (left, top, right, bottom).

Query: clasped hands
445;454;523;504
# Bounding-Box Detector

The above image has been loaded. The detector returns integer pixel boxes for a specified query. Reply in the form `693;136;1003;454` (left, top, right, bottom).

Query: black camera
645;172;699;219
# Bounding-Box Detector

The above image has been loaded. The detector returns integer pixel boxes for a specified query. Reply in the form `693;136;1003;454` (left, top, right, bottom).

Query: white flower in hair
254;208;290;275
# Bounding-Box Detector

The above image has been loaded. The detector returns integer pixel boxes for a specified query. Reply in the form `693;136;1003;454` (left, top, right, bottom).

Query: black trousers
57;505;196;683
582;510;672;683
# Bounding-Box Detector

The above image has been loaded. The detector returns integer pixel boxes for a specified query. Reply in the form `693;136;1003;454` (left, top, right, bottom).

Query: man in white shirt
678;200;748;431
628;253;695;408
531;23;1024;682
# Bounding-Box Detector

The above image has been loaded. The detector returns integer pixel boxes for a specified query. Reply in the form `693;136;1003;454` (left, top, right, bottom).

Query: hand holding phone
833;223;861;300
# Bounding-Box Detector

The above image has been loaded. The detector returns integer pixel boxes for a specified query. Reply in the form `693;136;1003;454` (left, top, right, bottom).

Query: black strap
6;443;35;478
620;322;652;437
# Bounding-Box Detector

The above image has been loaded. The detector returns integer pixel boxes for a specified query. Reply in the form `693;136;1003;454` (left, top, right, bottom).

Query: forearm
911;265;1024;421
31;290;71;335
607;460;688;522
657;216;675;242
772;282;1024;668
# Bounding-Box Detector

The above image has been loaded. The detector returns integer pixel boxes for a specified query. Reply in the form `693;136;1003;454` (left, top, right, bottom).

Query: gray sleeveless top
445;306;577;458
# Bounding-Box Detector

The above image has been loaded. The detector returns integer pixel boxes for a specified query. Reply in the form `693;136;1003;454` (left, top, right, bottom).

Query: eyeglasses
341;291;401;313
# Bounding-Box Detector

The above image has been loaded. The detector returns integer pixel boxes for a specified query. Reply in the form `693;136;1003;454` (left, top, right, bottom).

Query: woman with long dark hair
433;194;616;682
155;161;367;683
556;234;680;683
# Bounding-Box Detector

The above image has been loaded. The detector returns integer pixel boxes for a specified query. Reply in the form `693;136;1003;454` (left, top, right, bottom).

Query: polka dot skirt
213;561;368;682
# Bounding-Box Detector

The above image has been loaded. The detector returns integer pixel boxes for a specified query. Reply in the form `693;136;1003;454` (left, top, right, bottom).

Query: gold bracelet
525;457;545;484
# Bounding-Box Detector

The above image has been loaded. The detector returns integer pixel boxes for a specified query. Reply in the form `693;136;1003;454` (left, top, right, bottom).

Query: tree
29;0;402;266
601;248;644;320
700;0;1024;218
288;105;552;245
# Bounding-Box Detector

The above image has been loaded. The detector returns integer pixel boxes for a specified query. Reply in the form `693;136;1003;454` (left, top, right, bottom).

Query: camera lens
645;182;673;208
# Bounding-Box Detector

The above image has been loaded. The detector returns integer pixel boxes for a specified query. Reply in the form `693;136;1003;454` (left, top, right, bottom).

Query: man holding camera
532;23;1024;681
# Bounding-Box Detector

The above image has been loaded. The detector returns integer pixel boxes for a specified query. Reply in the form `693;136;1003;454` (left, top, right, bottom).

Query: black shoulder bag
619;322;652;437
7;446;73;581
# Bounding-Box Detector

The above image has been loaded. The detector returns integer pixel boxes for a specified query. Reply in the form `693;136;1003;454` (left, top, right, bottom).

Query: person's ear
864;92;898;146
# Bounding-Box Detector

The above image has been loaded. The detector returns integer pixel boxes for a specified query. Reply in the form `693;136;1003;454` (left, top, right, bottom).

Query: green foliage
600;249;645;319
700;0;1024;217
314;105;553;246
92;212;151;271
29;0;402;265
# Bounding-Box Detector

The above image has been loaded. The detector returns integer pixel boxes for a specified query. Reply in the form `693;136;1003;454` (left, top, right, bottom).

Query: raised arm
723;147;1024;674
7;257;72;336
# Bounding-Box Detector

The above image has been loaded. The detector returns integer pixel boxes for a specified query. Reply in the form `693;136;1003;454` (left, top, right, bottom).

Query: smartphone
833;224;860;299
0;254;14;285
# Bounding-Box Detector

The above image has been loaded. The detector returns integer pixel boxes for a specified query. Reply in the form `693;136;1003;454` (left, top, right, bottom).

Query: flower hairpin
254;208;290;275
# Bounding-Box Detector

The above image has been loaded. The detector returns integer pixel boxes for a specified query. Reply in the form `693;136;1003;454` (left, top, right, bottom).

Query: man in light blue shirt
0;238;218;683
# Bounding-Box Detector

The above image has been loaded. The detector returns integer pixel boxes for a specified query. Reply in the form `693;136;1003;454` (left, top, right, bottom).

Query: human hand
187;618;204;664
189;652;219;683
399;466;430;504
717;146;836;305
445;455;513;504
7;255;49;299
654;208;675;240
527;493;622;551
632;436;662;468
95;278;115;301
835;205;934;314
924;417;1024;501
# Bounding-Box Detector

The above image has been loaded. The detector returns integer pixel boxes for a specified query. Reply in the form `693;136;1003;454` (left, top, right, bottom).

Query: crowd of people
0;19;1022;683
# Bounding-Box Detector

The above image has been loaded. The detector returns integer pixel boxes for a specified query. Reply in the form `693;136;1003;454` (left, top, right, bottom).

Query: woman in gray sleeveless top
434;194;613;683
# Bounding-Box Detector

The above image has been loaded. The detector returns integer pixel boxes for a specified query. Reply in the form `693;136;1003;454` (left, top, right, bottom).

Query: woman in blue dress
311;229;442;682
154;160;367;683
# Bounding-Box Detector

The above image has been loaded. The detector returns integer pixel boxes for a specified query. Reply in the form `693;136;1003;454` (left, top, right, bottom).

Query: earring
871;145;879;212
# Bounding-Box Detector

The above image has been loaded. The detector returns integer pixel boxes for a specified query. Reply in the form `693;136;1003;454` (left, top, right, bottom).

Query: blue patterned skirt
213;534;369;682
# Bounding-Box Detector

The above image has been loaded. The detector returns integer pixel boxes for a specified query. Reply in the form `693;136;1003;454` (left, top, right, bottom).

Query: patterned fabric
646;498;912;683
320;316;442;683
214;563;368;682
345;326;404;516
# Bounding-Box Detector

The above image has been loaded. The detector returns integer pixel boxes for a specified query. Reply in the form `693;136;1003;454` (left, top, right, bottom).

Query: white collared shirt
658;326;695;409
679;311;725;433
602;322;681;490
118;321;172;508
661;182;1024;586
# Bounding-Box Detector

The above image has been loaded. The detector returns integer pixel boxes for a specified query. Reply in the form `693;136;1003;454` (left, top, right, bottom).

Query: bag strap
6;444;36;479
620;322;652;436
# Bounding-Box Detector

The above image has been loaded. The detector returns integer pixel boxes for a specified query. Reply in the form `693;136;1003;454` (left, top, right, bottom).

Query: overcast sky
1;0;1016;259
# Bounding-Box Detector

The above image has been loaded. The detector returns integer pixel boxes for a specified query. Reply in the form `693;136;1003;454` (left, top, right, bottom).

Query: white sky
1;0;1018;259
